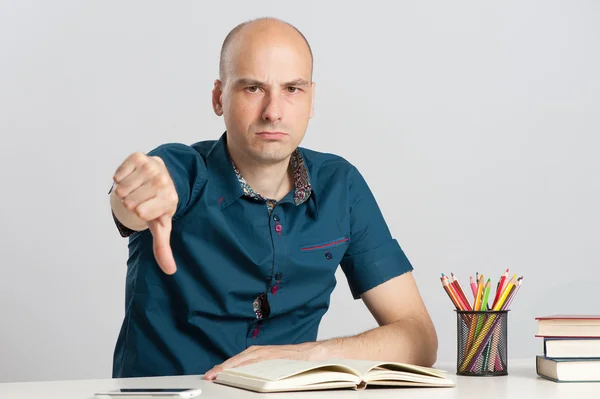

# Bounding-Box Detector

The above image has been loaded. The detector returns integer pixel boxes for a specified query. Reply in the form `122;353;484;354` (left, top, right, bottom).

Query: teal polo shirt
112;133;413;378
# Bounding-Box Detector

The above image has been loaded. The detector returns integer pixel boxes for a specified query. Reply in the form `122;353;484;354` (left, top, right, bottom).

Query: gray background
1;0;598;383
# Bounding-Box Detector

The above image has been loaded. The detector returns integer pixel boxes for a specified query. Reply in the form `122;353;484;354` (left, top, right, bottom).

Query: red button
275;224;282;233
271;285;279;295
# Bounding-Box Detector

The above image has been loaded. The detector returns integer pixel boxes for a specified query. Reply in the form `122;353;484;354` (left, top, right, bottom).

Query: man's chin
249;148;295;165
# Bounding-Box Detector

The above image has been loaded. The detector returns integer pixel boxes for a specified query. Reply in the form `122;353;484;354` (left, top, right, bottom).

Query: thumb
148;214;177;275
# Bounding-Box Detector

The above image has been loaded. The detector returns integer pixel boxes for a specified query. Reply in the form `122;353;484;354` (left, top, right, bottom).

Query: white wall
1;0;598;383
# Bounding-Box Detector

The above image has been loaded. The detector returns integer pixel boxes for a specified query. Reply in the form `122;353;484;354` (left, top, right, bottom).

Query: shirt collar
205;132;318;216
231;149;312;206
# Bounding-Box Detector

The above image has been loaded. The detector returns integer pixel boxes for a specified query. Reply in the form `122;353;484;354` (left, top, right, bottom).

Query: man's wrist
311;337;346;360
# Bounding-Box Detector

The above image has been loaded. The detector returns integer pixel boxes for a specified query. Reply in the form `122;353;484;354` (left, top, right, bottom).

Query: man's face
213;30;314;164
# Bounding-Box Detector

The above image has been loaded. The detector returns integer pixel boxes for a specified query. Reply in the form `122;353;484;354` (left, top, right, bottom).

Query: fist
113;152;177;220
113;152;178;274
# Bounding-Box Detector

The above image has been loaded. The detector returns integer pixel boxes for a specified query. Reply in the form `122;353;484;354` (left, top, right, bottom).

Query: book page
368;379;456;388
323;358;448;380
370;362;448;379
215;371;359;393
364;369;455;386
320;359;392;377
221;359;361;381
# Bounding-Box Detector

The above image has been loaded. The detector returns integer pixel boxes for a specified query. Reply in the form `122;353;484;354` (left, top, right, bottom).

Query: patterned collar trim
231;149;312;206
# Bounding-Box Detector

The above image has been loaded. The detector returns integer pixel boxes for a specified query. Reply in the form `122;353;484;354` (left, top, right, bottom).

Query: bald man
109;17;438;379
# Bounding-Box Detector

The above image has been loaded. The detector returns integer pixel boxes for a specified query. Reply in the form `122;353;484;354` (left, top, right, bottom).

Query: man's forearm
316;316;438;367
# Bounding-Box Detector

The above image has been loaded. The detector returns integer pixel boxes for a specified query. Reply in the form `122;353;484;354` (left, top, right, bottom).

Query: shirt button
275;272;282;280
325;252;333;260
275;224;282;233
273;214;280;222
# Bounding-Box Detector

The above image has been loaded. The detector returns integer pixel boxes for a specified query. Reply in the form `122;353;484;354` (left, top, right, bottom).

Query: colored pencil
451;273;472;311
492;269;509;309
493;274;517;311
470;276;477;300
441;276;463;310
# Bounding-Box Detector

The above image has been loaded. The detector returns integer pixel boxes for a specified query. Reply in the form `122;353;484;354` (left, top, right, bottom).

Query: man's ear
212;79;224;116
309;81;316;119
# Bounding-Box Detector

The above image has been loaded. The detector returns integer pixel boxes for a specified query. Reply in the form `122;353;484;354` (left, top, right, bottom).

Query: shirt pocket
292;235;350;284
299;235;350;253
288;235;350;295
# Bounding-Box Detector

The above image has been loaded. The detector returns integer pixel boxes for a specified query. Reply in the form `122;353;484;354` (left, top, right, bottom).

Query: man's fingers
217;347;265;371
204;344;318;380
114;168;152;199
204;360;260;381
205;357;259;380
121;181;157;211
204;366;223;380
148;214;177;275
113;163;136;185
205;353;267;380
134;197;173;222
114;152;147;183
204;345;297;380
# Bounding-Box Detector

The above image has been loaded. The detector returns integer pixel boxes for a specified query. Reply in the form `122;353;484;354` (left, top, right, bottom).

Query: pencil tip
441;273;445;277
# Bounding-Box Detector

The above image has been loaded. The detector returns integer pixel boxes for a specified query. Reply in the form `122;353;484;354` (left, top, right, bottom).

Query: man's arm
317;164;437;366
317;271;438;367
204;272;437;379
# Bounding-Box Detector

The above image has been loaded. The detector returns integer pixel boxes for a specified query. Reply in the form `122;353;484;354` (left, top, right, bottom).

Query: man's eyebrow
233;78;311;87
283;78;310;87
233;78;265;87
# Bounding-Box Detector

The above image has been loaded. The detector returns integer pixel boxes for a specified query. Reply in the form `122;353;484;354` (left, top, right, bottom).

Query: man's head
212;18;315;165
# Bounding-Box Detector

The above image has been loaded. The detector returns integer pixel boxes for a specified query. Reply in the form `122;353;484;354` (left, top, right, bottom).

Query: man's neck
228;145;294;202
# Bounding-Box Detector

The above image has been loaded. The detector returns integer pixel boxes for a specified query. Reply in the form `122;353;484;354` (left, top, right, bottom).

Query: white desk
0;359;599;399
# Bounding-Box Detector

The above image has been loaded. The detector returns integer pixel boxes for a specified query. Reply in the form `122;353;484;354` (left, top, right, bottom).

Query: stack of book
535;315;600;382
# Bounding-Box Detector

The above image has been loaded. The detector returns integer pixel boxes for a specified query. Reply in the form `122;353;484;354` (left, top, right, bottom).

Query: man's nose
262;93;282;123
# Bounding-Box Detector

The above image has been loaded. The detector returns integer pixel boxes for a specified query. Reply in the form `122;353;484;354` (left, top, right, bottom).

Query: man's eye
287;87;298;93
247;86;259;93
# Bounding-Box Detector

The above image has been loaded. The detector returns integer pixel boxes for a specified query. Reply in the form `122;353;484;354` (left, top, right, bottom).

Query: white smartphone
94;388;202;398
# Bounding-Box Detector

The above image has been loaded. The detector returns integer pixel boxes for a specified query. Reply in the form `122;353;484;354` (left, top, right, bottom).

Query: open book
214;358;455;393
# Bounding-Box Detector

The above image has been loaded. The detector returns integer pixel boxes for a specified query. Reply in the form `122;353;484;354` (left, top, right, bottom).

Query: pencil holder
455;310;509;376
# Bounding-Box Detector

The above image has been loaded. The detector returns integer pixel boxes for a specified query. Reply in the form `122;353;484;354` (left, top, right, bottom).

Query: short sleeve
340;166;414;299
111;143;207;236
